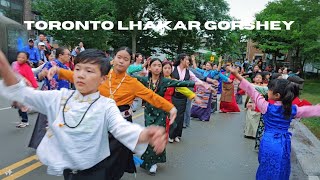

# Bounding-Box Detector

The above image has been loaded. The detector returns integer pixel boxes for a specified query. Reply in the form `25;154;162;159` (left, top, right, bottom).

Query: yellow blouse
165;76;196;100
58;69;174;112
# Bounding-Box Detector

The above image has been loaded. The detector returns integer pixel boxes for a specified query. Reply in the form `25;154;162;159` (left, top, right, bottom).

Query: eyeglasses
64;53;71;56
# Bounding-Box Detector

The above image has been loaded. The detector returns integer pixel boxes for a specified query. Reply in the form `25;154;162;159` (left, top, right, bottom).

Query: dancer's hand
139;126;167;154
47;66;60;80
38;68;48;80
169;107;177;125
193;96;201;104
218;56;223;63
226;66;243;81
211;79;219;86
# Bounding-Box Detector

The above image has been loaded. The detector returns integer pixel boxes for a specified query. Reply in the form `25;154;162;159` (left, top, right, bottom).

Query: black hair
148;58;163;77
55;47;68;59
105;50;112;54
205;61;214;68
261;71;271;82
173;53;188;66
267;79;298;119
17;51;29;59
134;53;142;62
292;82;300;98
271;73;282;80
148;58;163;91
253;72;262;79
162;61;173;68
74;49;111;76
114;46;133;60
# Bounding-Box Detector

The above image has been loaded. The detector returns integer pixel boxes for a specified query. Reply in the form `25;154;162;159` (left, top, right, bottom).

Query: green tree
250;0;320;71
33;0;115;49
152;0;231;55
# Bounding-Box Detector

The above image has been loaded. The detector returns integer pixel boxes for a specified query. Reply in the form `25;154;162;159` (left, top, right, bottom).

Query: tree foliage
33;0;115;49
250;0;320;69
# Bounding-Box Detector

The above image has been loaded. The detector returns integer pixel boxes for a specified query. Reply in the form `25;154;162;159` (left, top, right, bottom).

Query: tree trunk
131;29;137;55
177;39;184;54
295;46;301;71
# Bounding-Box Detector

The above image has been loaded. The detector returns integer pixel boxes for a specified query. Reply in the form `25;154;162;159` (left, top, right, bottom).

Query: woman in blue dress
228;66;320;180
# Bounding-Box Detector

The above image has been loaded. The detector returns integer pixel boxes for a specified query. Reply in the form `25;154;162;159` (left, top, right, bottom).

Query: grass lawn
300;80;320;139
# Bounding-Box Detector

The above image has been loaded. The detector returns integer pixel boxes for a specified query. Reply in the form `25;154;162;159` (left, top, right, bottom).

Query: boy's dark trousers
18;109;28;122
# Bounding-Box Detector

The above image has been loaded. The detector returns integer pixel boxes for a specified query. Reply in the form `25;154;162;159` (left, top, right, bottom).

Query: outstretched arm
227;66;269;114
217;56;222;71
50;67;75;83
0;51;60;116
295;105;320;118
162;77;195;88
106;100;166;155
134;79;177;124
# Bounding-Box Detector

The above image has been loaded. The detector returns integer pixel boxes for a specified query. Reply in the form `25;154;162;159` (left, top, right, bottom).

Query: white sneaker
149;164;157;175
168;138;174;143
174;137;180;142
16;122;29;128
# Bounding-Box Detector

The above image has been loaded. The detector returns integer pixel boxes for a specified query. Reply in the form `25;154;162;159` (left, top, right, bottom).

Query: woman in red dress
220;64;240;112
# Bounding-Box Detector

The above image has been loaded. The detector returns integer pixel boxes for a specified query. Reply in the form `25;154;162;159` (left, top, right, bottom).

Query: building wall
246;39;265;61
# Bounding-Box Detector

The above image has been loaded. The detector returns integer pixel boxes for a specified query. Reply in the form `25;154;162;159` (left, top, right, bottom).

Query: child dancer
244;73;268;138
0;50;167;179
134;58;199;175
11;52;38;128
227;66;320;180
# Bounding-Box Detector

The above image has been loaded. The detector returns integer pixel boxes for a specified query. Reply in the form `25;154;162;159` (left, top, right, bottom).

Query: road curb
291;120;320;177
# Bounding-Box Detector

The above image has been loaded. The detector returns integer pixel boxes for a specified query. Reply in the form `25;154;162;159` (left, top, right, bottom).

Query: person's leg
183;99;192;127
131;98;139;112
173;98;187;140
17;109;29;128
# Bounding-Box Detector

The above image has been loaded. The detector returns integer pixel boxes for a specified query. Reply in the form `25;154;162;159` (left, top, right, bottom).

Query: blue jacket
23;46;40;64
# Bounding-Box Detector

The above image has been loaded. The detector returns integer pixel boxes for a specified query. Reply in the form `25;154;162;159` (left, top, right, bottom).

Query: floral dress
40;59;70;90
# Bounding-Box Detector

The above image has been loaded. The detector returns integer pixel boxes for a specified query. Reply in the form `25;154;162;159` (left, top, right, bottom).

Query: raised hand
194;96;202;104
47;66;59;80
218;56;223;63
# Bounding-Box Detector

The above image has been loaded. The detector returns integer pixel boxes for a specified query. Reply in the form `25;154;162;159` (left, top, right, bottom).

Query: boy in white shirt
0;50;167;179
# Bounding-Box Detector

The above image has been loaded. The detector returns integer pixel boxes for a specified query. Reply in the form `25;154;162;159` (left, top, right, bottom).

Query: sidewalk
291;120;320;180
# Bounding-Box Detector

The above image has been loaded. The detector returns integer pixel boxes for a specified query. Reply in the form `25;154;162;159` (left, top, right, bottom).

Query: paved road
0;96;307;180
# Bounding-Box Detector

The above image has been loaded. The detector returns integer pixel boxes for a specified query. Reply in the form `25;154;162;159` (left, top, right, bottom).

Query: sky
226;0;272;25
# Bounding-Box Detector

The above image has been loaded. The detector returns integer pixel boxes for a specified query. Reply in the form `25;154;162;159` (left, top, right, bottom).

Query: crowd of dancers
0;46;320;180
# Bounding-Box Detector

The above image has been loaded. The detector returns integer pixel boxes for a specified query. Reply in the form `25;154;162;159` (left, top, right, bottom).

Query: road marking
133;112;144;119
2;162;42;180
0;155;38;176
0;111;144;178
0;107;11;111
